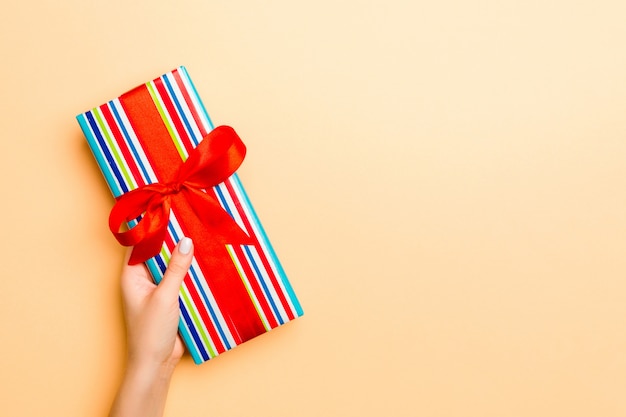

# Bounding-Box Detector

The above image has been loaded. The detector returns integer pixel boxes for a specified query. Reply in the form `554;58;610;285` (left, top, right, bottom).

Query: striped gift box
77;66;303;364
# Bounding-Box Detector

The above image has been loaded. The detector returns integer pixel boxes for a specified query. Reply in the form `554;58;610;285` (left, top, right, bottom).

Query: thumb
158;237;194;297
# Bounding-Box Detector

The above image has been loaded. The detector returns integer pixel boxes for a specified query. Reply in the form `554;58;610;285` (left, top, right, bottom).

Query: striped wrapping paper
77;66;303;364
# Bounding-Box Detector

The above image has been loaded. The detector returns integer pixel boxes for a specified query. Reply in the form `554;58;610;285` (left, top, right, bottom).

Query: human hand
109;237;193;417
120;236;193;370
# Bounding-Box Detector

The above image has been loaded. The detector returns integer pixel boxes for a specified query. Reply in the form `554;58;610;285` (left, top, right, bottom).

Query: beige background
1;1;626;416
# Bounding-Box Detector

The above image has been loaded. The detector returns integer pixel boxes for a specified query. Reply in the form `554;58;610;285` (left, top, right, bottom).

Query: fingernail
179;237;193;255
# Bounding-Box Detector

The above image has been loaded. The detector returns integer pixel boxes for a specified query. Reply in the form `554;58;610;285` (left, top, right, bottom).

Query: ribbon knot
164;181;184;195
109;125;252;265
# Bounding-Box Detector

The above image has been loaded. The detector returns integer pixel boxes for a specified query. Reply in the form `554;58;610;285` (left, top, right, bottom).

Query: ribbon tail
127;223;169;265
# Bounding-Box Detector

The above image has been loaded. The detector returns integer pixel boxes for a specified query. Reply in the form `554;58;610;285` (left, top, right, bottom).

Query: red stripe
100;104;145;187
119;84;267;345
223;179;296;321
152;77;195;155
172;69;209;137
231;244;278;329
162;229;226;354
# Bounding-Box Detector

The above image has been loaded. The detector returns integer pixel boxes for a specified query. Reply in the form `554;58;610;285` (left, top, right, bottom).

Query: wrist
126;355;177;384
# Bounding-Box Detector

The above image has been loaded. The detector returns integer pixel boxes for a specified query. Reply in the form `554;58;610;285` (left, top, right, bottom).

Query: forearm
110;239;192;416
109;360;176;417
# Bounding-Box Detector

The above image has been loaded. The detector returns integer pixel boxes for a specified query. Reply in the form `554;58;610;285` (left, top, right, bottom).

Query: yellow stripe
226;245;271;331
146;81;187;160
162;248;217;358
93;107;135;188
180;285;217;358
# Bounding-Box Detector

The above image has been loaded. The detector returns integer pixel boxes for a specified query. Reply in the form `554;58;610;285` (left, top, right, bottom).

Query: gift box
77;66;303;364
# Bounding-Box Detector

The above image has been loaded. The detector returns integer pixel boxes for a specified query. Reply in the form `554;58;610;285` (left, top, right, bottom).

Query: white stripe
92;106;138;191
82;112;124;196
149;250;209;358
163;72;204;143
227;245;270;330
160;235;219;356
109;98;158;184
178;69;213;134
168;211;237;349
229;178;299;316
147;80;189;159
244;245;289;323
215;180;249;234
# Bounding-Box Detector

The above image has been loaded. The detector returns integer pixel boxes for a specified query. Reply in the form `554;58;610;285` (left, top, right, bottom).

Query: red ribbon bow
109;125;252;265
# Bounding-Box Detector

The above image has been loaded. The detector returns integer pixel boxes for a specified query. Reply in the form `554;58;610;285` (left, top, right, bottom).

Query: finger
158;237;194;297
120;247;153;286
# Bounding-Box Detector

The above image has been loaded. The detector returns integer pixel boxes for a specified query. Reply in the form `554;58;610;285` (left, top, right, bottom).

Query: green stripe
161;249;217;358
146;82;187;160
180;287;217;358
93;107;135;188
231;174;304;316
226;245;270;331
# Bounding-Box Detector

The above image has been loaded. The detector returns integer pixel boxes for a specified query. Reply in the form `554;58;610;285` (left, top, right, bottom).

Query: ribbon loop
109;125;251;265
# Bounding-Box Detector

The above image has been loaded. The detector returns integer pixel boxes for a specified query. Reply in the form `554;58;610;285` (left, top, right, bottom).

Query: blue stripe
179;298;209;362
188;263;232;350
214;183;235;218
179;66;214;140
109;100;153;184
77;114;122;197
243;245;284;324
162;73;198;146
178;317;204;364
79;112;126;196
215;182;284;323
153;252;167;275
148;257;204;364
168;223;232;350
85;110;129;194
146;258;164;282
231;174;304;316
